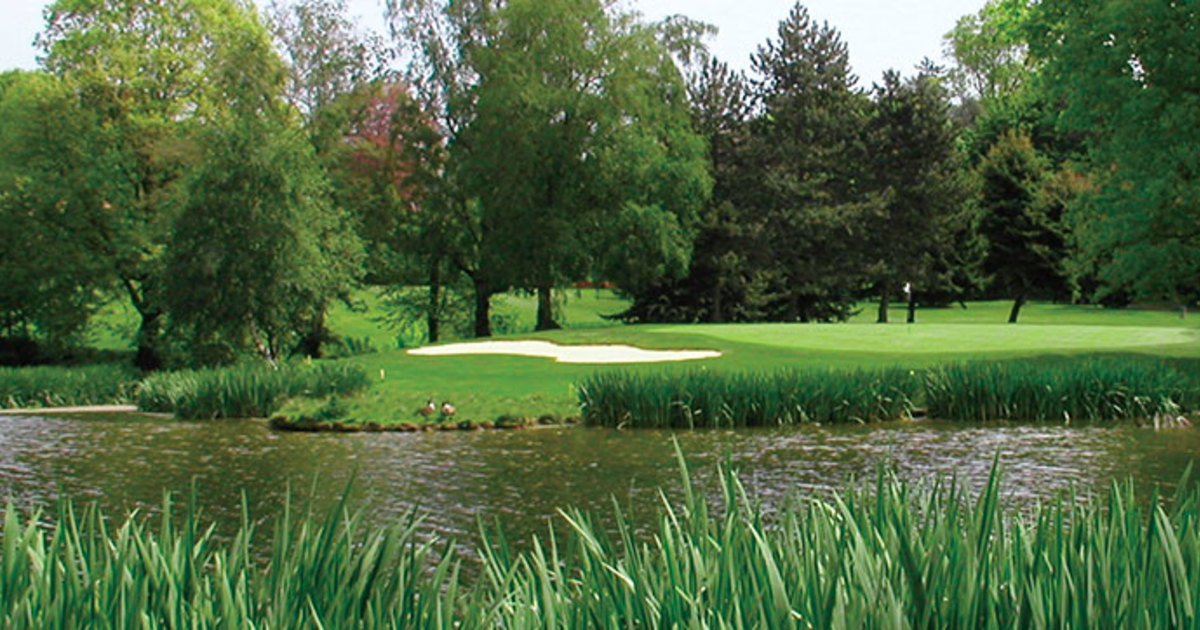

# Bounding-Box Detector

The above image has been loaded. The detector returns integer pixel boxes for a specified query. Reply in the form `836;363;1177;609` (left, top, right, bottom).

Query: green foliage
0;71;111;348
460;0;710;329
6;457;1200;628
1032;0;1200;305
0;492;458;629
578;358;1195;428
135;361;370;419
978;130;1069;320
0;364;139;409
578;368;920;428
925;359;1195;423
864;68;980;321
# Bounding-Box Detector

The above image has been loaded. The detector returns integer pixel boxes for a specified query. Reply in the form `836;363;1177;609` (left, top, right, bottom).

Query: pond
1;412;1198;556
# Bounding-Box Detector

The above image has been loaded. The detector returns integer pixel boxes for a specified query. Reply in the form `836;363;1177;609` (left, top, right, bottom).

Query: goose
417;399;436;418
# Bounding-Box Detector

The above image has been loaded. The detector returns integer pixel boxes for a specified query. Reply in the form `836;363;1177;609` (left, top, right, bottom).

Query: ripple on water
1;414;1199;554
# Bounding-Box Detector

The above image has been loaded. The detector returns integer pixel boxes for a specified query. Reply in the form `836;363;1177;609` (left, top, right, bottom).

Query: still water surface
2;413;1198;553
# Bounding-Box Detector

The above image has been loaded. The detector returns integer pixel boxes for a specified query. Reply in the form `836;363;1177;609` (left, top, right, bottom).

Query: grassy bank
4;456;1200;628
0;364;139;408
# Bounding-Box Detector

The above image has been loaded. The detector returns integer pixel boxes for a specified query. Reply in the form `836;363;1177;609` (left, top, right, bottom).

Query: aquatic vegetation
578;368;921;427
581;359;1197;426
924;359;1196;423
3;455;1200;628
135;361;370;419
0;364;139;408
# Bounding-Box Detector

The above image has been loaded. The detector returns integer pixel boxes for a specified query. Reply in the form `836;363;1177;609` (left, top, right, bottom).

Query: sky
0;0;987;86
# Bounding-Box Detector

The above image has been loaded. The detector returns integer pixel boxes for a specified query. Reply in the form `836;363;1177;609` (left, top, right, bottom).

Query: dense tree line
1;0;1196;366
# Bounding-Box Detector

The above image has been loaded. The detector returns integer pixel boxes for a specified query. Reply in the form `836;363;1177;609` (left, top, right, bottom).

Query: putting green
654;323;1199;354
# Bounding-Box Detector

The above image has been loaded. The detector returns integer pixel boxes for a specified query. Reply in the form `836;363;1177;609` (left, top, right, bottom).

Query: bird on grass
440;401;457;420
416;399;436;418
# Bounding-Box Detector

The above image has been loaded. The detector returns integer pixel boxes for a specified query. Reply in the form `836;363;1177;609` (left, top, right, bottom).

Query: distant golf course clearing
658;323;1198;354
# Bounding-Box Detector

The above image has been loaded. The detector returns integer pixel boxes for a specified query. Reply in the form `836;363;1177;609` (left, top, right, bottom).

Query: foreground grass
4;455;1200;628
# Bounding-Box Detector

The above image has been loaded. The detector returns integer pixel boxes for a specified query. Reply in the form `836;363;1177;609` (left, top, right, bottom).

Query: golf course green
272;292;1200;426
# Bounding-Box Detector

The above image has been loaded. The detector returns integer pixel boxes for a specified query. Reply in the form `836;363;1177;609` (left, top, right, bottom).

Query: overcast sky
1;0;987;87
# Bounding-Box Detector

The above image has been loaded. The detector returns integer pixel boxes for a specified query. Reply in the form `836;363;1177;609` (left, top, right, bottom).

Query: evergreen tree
978;131;1067;322
750;3;874;322
864;68;976;323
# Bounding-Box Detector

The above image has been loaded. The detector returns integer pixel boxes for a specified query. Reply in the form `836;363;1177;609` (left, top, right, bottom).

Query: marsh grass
4;453;1200;628
0;364;139;408
582;359;1197;427
135;361;370;419
578;368;921;427
924;359;1196;423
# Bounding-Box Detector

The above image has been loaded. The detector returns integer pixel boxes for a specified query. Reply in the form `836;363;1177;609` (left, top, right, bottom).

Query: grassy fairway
298;297;1200;425
77;292;1200;423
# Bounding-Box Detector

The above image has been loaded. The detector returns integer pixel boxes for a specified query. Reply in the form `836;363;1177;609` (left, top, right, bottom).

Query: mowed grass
319;297;1200;424
77;293;1200;423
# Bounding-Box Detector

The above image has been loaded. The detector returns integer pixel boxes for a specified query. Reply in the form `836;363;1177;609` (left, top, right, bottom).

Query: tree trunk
298;309;327;358
134;310;165;371
427;262;441;343
473;279;492;338
906;291;917;324
535;285;560;331
1008;293;1026;323
711;276;725;323
877;285;890;324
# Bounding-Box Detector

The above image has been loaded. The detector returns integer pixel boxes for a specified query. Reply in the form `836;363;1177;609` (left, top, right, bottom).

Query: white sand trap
407;340;721;364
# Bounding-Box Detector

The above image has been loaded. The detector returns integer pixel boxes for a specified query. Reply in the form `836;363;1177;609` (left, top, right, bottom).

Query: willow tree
460;0;710;331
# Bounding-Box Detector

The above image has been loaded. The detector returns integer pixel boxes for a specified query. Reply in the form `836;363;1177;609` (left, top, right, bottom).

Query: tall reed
0;492;460;629
578;368;920;428
4;454;1200;628
135;361;370;419
476;451;1200;629
924;359;1195;422
0;364;139;408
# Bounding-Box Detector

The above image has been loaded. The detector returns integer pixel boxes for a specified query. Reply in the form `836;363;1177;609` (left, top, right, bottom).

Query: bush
135;360;370;419
0;364;139;408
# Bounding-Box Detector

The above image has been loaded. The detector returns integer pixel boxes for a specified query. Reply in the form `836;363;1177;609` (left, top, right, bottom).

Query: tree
978;131;1067;322
387;0;500;337
1032;0;1200;305
943;0;1034;104
164;20;361;365
0;71;110;358
335;82;457;343
750;3;874;322
460;0;708;331
37;0;277;368
864;68;975;323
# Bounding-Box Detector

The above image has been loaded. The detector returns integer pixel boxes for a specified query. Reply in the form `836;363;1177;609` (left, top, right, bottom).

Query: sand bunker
407;340;721;364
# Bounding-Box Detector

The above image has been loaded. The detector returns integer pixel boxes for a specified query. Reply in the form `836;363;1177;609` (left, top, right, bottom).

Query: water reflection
1;413;1197;553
